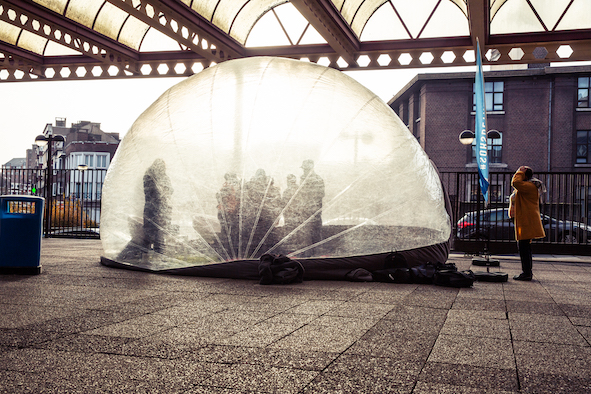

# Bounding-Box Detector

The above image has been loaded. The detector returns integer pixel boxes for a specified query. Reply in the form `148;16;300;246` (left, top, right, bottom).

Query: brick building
35;118;120;201
388;65;591;175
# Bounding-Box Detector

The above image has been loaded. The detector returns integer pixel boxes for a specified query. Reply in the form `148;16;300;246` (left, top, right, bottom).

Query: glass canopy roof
1;0;590;82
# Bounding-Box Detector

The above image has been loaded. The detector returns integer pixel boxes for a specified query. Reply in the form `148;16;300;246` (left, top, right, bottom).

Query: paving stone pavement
1;238;590;393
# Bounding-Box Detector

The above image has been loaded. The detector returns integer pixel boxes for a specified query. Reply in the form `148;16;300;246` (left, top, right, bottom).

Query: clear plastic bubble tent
100;56;451;278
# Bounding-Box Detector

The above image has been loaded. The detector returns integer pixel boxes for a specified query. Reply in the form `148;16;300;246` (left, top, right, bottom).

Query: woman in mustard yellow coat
509;166;545;281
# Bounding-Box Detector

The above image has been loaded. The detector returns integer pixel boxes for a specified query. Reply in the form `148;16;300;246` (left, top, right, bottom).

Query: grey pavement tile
552;297;591;306
0;304;72;329
215;322;297;347
0;370;48;394
505;300;565;316
502;290;554;303
270;323;368;353
33;333;132;354
206;294;268;305
576;325;591;344
324;353;423;380
513;341;591;376
285;300;345;315
231;300;304;314
402;287;458;309
300;288;365;300
34;308;143;332
451;297;506;312
558;303;591;318
570;316;591;326
181;344;257;364
365;315;444;337
0;327;65;348
457;282;505;300
82;321;171;338
309;315;380;330
121;338;206;359
518;370;591;394
119;312;186;328
428;334;515;369
146;326;238;345
446;308;507;321
324;300;396;319
302;370;415;393
202;363;318;394
509;313;588;346
412;381;518;393
186;386;257;393
345;331;437;362
382;305;449;329
149;306;226;326
418;361;519;392
206;310;279;327
4;239;591;393
235;347;339;371
261;312;317;327
440;317;511;340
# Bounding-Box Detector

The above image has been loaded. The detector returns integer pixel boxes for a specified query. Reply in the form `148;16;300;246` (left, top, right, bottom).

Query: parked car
456;208;591;243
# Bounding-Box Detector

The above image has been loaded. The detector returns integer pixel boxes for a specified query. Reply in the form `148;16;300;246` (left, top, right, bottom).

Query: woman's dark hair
524;167;533;180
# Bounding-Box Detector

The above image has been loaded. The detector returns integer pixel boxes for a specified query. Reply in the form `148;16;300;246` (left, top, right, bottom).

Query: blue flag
474;42;489;203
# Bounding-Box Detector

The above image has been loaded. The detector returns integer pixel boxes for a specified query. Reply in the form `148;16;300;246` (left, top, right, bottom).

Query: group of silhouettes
216;159;325;258
125;158;325;260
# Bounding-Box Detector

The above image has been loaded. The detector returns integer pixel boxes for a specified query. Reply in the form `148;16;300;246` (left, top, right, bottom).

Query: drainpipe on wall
548;80;553;172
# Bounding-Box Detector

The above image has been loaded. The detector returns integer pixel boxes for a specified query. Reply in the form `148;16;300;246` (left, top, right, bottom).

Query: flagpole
475;39;490;207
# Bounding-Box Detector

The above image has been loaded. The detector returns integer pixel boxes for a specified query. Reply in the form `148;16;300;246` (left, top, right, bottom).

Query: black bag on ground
409;263;437;284
372;268;412;283
346;268;373;282
258;254;304;285
433;269;475;288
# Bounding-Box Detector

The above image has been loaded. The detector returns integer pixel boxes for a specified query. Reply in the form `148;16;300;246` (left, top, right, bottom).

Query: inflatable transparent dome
101;57;450;270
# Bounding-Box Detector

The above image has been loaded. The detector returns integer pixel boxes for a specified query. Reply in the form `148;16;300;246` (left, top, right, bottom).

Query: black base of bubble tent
99;241;450;281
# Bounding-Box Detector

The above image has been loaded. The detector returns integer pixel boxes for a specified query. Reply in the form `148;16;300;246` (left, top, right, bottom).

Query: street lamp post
34;133;65;237
77;164;88;232
459;129;501;241
459;129;506;273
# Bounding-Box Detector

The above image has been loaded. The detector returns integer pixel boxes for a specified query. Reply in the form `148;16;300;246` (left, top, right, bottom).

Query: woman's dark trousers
518;239;533;276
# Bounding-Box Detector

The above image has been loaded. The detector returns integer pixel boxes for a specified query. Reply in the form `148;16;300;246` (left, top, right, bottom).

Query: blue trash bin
0;195;45;274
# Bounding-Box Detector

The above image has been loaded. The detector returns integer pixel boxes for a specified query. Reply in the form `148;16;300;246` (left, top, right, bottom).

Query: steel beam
3;0;139;70
291;0;360;66
106;0;243;64
467;0;488;49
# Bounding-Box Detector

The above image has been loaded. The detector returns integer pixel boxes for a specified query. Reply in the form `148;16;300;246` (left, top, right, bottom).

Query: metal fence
3;167;591;253
440;171;591;255
0;167;106;239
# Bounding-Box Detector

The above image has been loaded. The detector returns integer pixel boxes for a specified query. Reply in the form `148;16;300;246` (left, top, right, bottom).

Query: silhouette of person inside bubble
242;169;281;258
299;160;325;252
143;158;173;254
216;173;241;258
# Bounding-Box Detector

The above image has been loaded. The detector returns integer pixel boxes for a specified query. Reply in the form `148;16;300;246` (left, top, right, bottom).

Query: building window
578;77;590;108
474;81;504;111
96;182;103;199
96;155;107;168
467;179;504;202
576;130;591;163
84;154;94;168
84;182;92;199
472;132;503;164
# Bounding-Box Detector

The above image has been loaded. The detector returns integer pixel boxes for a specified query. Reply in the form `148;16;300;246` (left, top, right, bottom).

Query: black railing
0;167;106;239
3;167;591;253
441;171;591;255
